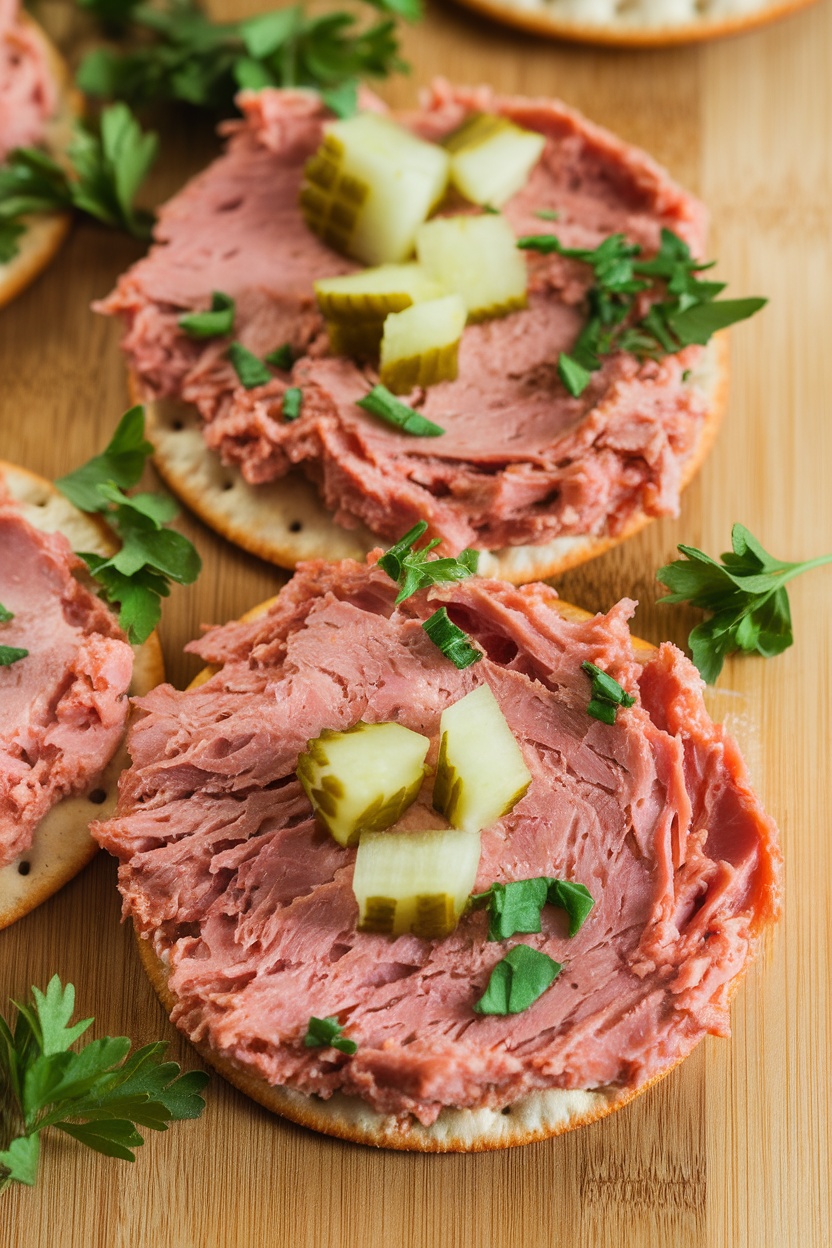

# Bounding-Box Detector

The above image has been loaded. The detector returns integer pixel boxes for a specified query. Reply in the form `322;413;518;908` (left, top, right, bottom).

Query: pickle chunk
297;721;430;847
317;263;446;360
433;684;532;833
416;215;527;323
300;114;450;266
353;827;482;938
380;294;466;394
444;113;546;208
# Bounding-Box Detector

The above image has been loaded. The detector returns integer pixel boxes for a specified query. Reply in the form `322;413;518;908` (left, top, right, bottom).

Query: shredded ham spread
101;81;710;553
0;507;133;867
0;0;56;163
94;559;780;1125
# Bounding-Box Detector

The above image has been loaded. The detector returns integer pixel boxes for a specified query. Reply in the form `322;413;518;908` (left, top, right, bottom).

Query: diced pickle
433;684;532;833
315;263;445;322
443;113;546;208
326;319;386;359
353;827;482;938
300;114;450;266
379;294;466;393
297;721;430;847
416;215;528;323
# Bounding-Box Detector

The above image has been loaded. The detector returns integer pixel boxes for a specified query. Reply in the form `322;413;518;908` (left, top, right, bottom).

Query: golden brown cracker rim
0;16;82;311
133;591;667;1152
0;463;165;929
144;333;727;586
448;0;817;47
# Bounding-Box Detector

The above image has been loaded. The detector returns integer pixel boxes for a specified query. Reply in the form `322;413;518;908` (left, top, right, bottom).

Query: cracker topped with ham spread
94;555;781;1150
101;81;752;583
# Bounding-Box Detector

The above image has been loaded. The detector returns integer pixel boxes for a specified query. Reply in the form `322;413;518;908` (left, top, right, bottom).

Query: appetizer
0;0;80;307
93;545;781;1151
100;81;763;583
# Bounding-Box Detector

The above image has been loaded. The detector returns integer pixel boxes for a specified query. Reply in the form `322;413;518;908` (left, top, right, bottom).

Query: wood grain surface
1;1;831;1244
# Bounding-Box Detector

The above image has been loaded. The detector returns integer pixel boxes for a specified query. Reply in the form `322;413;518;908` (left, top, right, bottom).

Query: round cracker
0;463;165;929
0;16;82;311
144;332;727;586
448;0;817;47
132;592;685;1151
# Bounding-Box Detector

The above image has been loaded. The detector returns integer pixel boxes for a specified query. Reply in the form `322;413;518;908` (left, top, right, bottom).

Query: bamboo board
1;1;830;1244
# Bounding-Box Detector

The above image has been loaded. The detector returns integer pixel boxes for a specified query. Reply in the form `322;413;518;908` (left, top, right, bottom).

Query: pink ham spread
101;81;710;554
0;506;133;867
0;0;56;163
93;558;780;1125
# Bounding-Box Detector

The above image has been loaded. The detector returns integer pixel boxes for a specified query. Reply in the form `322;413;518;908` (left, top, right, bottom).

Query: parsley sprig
0;976;208;1192
658;523;832;684
378;521;478;604
76;0;420;121
56;407;201;644
517;228;766;398
0;104;157;263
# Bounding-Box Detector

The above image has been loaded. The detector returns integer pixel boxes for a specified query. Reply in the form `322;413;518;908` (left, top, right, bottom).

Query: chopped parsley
282;387;303;421
473;945;561;1016
582;661;636;725
378;521;478;604
178;291;236;339
356;385;445;437
422;607;482;670
303;1016;357;1055
470;877;595;941
226;343;272;390
265;343;295;371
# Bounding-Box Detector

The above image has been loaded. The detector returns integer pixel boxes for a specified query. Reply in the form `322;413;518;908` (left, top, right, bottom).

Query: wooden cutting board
1;1;830;1244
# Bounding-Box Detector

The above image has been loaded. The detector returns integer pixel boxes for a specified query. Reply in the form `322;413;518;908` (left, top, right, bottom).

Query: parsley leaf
658;523;832;684
55;407;202;644
581;660;635;724
303;1016;357;1054
473;945;561;1016
282;387;303;421
76;0;418;120
0;105;157;261
0;976;208;1192
227;342;272;389
265;343;294;371
356;385;445;437
0;646;28;667
0;603;13;622
178;291;236;339
422;607;482;670
378;521;479;604
470;877;595;940
517;227;765;397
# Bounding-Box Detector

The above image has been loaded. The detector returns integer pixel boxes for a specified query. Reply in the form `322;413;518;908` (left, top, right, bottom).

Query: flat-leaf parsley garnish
470;877;594;941
473;945;561;1016
178;291;236;338
378;521;478;604
658;523;832;684
0;104;157;263
356;385;445;437
56;407;202;644
303;1016;357;1055
581;661;636;725
0;976;208;1193
75;0;421;121
226;343;272;389
516;227;766;398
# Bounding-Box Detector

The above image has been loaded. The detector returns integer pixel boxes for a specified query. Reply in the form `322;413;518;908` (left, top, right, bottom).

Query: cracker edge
448;0;817;47
142;334;727;585
0;16;82;312
0;462;165;929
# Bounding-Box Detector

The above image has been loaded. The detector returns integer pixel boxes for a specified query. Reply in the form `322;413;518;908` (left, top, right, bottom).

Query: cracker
146;333;727;586
0;16;81;311
0;463;165;929
135;593;674;1152
448;0;817;47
